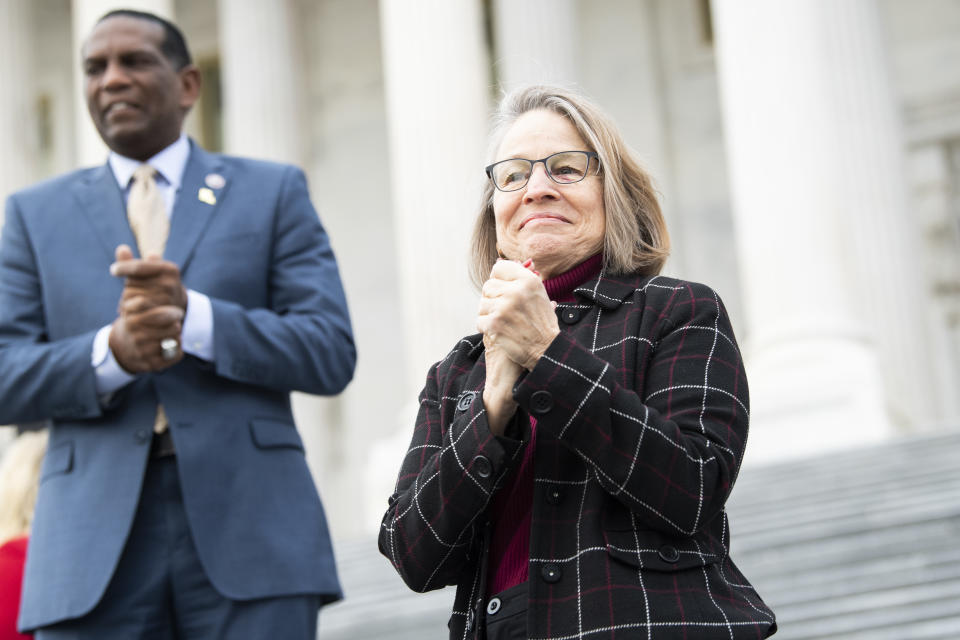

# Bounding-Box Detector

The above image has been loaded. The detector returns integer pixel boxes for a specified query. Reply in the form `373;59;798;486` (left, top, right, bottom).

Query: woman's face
492;109;605;280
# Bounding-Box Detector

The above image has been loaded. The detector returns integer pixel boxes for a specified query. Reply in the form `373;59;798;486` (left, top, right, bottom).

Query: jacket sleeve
0;195;102;424
378;346;526;592
208;167;355;395
513;280;748;537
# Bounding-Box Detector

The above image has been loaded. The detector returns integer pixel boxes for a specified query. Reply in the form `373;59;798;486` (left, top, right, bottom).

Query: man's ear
179;64;202;111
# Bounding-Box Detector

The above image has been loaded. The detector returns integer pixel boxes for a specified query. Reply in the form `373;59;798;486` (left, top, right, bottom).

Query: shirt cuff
92;324;136;395
182;289;214;362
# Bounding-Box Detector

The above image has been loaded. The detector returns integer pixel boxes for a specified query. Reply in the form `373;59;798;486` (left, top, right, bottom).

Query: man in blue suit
0;9;355;638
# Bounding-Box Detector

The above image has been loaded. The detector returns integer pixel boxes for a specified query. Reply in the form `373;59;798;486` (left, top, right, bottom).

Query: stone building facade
1;0;958;537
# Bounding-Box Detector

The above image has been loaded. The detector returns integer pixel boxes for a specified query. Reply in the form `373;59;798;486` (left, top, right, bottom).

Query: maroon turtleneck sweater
485;254;603;596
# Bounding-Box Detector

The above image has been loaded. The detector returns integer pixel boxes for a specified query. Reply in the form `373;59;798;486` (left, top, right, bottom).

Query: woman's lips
520;213;568;230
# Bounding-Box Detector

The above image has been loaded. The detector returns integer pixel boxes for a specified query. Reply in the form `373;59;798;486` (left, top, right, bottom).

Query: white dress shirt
91;134;214;394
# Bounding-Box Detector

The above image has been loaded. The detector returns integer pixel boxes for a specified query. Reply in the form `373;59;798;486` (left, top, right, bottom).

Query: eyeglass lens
490;151;592;192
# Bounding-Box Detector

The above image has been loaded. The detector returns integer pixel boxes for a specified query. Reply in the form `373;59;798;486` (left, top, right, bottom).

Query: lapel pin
198;187;217;205
204;173;226;189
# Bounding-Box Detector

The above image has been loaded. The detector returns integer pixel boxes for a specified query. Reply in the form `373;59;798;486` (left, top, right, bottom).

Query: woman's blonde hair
469;85;670;288
0;429;48;543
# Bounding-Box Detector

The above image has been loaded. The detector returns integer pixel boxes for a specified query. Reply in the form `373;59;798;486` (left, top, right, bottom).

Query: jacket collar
572;271;648;310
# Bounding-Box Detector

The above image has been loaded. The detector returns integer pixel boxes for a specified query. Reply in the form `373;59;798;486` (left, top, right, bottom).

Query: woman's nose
523;164;558;201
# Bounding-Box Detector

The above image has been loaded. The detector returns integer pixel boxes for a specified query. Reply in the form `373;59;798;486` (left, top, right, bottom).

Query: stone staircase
727;431;960;639
321;431;960;639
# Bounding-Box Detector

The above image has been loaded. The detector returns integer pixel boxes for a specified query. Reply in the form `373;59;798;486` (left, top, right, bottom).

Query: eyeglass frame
485;150;600;193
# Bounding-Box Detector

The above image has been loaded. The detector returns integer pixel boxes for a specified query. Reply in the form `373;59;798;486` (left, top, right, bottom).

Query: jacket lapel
164;141;229;274
71;165;135;261
573;271;638;310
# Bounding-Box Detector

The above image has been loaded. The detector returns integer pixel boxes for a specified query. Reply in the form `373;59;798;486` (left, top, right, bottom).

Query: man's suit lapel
72;165;136;261
165;142;229;274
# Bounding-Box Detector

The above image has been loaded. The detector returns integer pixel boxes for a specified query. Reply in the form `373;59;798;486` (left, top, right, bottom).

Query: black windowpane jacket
380;272;777;639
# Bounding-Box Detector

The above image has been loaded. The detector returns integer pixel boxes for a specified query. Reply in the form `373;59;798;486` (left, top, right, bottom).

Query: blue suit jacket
0;142;356;630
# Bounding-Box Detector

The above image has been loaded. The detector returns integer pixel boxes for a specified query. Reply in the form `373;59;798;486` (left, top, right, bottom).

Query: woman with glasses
379;85;776;639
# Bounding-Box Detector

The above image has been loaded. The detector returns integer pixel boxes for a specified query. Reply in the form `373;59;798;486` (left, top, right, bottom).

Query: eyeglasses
485;151;599;192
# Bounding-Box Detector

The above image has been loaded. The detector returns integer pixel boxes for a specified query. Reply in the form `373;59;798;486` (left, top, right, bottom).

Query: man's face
82;16;199;161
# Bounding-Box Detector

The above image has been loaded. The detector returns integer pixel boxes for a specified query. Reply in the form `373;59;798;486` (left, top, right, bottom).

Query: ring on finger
160;337;179;361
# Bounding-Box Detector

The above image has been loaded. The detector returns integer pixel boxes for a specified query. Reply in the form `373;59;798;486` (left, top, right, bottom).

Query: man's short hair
97;9;193;70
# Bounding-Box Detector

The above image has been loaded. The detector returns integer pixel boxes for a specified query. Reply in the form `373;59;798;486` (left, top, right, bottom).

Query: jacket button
541;563;562;583
658;544;680;564
561;308;581;324
134;429;150;444
456;391;476;412
545;487;562;505
472;455;492;478
486;597;502;615
530;390;553;415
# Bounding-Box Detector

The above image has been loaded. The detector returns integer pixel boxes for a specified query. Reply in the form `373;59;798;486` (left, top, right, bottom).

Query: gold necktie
127;165;171;435
127;165;169;258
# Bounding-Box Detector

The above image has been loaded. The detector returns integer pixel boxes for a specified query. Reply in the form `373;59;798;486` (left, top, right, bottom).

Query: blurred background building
0;0;958;546
3;1;960;636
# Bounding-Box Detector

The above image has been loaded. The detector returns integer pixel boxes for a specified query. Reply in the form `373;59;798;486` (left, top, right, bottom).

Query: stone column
371;0;491;528
0;0;34;218
71;0;174;167
711;0;932;460
379;0;491;389
492;0;578;90
217;0;304;164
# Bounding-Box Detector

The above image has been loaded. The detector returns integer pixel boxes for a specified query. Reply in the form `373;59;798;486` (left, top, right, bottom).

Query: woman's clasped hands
476;258;560;435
